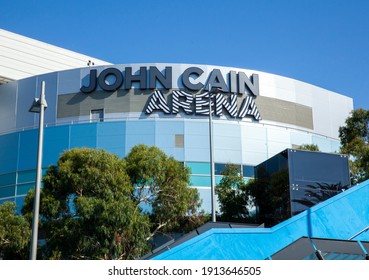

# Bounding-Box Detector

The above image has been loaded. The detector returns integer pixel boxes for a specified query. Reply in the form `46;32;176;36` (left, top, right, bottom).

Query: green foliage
21;146;202;259
298;144;320;152
22;148;150;259
339;108;369;147
339;108;369;184
215;164;253;223
125;144;201;235
0;202;31;259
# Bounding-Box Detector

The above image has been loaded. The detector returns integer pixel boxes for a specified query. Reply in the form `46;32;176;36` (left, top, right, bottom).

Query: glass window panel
0;185;15;198
215;163;241;175
126;134;155;152
242;165;255;177
17;183;34;196
214;163;226;175
184;121;209;154
0;172;16;187
186;162;210;175
254;150;290;226
213;123;241;154
254;149;351;225
18;130;38;171
125;120;155;151
197;188;211;213
290;131;312;147
215;175;222;185
17;170;36;184
155;133;173;149
312;136;333;153
156;120;184;135
185;147;210;162
96;121;126;155
189;175;210;187
43;125;70;166
70;123;97;148
290;183;344;215
0;133;19;173
15;196;26;214
255;150;288;177
0;197;15;205
126;120;155;134
289;150;351;215
289;150;350;184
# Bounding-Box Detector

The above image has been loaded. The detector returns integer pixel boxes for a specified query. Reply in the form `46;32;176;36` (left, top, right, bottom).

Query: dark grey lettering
182;67;204;90
229;71;238;93
124;67;147;89
238;73;259;96
205;69;229;92
80;69;97;93
149;66;172;89
98;68;123;92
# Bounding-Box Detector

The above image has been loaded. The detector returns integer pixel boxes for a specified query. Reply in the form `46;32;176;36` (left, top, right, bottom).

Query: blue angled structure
152;180;369;260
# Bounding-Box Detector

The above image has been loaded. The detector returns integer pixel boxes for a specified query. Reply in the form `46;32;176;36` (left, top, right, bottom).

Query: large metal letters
80;66;261;120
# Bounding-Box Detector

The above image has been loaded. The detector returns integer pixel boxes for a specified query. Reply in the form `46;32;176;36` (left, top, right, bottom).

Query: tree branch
147;222;168;240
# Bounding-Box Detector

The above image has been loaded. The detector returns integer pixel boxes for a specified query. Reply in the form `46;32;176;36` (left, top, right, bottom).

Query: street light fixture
207;87;224;223
29;81;47;260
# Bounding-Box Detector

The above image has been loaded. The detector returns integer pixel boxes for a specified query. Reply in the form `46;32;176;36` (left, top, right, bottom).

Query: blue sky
1;0;369;109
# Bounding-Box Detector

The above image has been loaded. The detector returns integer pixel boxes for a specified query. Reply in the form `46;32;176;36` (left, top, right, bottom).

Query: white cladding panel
0;63;353;144
0;29;111;82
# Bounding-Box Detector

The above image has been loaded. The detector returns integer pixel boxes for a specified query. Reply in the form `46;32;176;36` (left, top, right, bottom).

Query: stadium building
0;29;354;214
3;29;369;260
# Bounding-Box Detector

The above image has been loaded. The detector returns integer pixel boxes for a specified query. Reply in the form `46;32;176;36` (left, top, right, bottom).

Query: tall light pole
29;81;47;260
208;87;223;223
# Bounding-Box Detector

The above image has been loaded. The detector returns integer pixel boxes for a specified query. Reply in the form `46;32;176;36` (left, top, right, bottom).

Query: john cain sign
80;66;261;120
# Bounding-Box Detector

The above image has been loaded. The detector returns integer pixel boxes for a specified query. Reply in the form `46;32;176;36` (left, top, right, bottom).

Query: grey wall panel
57;89;163;118
37;73;58;126
58;89;313;132
15;76;37;130
0;82;17;133
58;68;83;95
57;91;86;118
255;96;313;129
14;74;57;129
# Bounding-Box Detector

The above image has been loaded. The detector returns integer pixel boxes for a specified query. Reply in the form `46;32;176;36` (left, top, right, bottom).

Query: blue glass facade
0;121;258;212
0;119;336;213
0;63;354;213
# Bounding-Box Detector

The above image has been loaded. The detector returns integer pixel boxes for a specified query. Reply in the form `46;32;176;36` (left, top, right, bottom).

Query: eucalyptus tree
0;202;31;259
22;146;201;259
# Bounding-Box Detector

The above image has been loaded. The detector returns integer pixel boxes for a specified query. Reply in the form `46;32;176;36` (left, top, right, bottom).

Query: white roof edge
0;29;111;82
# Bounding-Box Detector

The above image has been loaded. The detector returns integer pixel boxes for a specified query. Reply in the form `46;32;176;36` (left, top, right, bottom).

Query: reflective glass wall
0;120;345;214
254;149;350;226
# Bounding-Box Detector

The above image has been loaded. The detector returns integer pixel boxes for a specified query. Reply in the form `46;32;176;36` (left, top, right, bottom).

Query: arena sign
81;66;261;120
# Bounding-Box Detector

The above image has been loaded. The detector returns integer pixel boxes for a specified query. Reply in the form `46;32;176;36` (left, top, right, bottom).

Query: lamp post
29;81;47;260
208;87;223;223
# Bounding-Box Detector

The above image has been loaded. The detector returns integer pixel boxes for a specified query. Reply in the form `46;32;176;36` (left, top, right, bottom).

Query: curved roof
0;29;110;84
